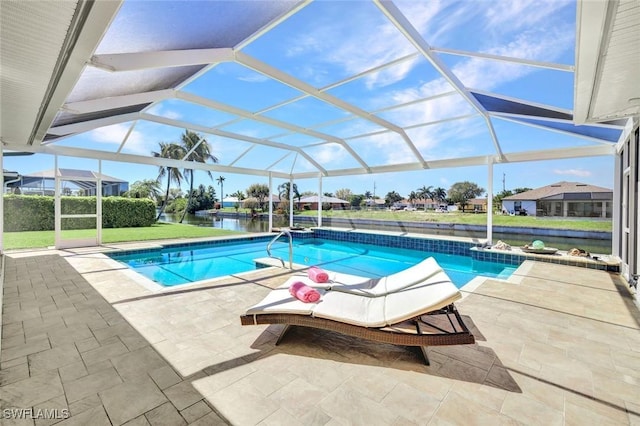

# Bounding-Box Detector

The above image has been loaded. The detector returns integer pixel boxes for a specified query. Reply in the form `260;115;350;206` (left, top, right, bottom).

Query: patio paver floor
1;245;639;425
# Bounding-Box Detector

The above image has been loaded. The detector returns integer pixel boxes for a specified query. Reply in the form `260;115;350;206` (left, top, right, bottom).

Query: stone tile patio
1;245;639;425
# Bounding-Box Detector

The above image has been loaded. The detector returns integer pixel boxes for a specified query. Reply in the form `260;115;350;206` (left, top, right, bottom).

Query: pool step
254;257;307;270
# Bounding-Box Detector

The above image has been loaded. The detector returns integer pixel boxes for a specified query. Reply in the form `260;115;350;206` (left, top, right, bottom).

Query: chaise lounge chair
240;257;474;364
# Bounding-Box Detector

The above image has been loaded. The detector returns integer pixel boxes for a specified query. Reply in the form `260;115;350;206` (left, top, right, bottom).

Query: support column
268;173;273;232
97;160;102;245
612;152;621;257
487;157;494;244
317;174;323;228
54;156;60;247
0;144;4;252
289;176;294;227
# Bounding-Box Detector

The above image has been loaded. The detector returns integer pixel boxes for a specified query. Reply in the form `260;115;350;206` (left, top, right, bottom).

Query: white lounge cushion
311;291;387;327
383;275;461;325
327;257;444;297
244;258;461;328
312;268;460;327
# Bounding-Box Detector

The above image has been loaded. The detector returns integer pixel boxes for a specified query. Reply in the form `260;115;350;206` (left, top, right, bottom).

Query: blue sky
5;0;617;198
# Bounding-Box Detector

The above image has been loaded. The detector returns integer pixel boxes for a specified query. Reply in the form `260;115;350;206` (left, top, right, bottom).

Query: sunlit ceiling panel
96;1;299;54
54;104;150;128
65;65;203;104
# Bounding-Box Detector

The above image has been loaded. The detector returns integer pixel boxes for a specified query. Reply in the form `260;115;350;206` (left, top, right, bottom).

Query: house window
567;202;600;217
537;201;562;216
514;201;522;212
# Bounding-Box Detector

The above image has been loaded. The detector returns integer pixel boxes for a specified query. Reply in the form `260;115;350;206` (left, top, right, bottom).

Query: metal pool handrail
266;229;293;269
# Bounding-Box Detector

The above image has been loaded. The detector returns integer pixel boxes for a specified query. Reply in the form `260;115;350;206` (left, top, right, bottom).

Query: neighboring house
3;169;21;191
221;196;240;208
365;198;386;209
242;194;281;209
6;168;128;196
501;181;613;218
296;195;350;210
463;198;487;213
395;198;440;210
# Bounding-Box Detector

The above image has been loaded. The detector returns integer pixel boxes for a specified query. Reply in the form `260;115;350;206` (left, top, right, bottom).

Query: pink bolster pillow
308;266;329;283
289;281;321;303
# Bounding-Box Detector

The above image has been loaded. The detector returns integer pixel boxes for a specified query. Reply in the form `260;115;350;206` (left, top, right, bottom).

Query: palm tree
277;182;300;213
230;190;245;200
408;191;418;206
153;142;185;220
433;187;447;204
216;176;225;207
417;185;434;210
179;130;219;223
277;182;300;202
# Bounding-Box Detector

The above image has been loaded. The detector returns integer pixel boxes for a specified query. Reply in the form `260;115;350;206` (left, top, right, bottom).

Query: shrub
102;197;155;228
243;199;258;211
3;195;155;231
4;195;54;231
166;197;187;214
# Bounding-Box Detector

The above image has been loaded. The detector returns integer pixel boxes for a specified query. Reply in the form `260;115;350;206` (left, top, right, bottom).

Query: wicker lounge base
240;304;474;365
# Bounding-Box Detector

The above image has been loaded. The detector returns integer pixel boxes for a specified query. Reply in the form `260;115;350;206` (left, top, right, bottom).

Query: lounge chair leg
275;325;292;346
420;346;430;366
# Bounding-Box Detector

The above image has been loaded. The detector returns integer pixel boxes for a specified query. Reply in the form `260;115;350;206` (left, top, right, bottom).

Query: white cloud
305;143;348;168
237;74;269;83
146;104;182;120
484;0;572;32
553;168;592;177
88;123;150;156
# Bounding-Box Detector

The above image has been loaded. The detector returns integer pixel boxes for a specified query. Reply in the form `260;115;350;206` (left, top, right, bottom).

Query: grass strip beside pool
3;223;244;250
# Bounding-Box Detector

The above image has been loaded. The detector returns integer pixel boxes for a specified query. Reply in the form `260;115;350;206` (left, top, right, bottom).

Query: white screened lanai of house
0;0;638;279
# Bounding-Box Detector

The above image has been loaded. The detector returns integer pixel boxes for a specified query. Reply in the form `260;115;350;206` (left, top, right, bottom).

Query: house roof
21;168;127;183
503;181;612;200
299;195;349;204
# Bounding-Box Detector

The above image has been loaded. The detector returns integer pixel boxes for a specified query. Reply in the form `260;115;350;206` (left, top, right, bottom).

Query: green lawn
3;223;244;250
295;210;612;232
3;210;611;250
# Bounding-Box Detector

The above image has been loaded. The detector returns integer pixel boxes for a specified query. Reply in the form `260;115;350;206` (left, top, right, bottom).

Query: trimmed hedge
3;195;155;231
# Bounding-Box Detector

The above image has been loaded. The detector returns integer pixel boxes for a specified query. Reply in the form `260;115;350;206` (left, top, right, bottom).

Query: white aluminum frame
54;157;102;249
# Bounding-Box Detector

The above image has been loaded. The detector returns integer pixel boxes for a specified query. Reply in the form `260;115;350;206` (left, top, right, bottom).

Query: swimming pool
109;237;516;288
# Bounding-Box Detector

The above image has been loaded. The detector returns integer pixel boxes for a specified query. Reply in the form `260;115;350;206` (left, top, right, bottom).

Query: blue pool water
109;238;516;288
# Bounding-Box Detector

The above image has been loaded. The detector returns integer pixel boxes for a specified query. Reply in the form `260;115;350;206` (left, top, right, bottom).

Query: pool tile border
471;247;619;272
106;228;619;273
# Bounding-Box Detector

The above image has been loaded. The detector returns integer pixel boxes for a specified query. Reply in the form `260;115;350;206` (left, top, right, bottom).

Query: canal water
159;213;612;254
